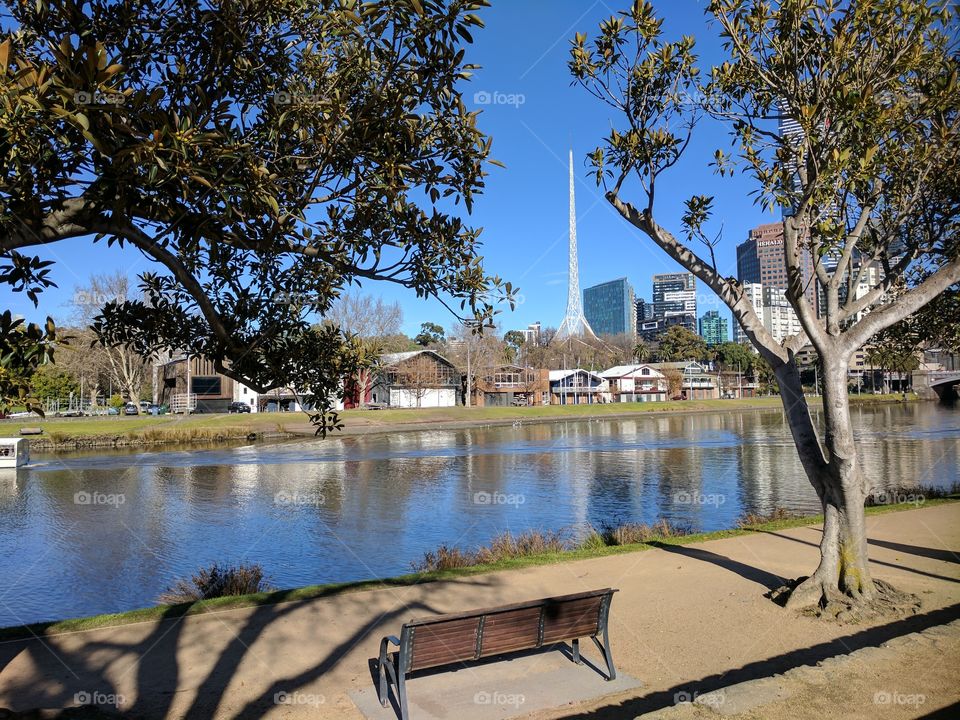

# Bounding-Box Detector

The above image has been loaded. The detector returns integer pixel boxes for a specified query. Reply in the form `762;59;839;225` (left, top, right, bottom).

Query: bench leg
592;632;617;681
397;672;410;720
571;638;581;664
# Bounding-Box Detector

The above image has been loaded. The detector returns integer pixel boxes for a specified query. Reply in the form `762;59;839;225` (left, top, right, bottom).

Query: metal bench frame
377;588;617;720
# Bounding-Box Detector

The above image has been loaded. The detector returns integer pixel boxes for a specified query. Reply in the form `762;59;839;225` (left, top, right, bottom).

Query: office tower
583;278;636;337
635;298;653;328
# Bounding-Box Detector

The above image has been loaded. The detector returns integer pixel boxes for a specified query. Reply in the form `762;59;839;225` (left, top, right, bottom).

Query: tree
503;330;526;361
655;326;708;362
415;322;446;347
72;273;150;401
572;0;960;614
714;341;756;374
0;0;509;434
324;293;403;408
29;363;80;403
0;311;57;413
633;340;652;363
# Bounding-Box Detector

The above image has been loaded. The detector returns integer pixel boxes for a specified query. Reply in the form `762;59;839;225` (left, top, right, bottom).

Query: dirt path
1;504;957;719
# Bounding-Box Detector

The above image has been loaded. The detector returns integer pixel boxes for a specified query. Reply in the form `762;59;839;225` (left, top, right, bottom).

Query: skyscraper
699;310;729;347
652;272;697;332
736;221;817;311
555;150;597;341
635;298;653;325
584;278;636;337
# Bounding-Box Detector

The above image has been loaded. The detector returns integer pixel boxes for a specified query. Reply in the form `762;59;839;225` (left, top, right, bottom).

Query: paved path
1;504;958;719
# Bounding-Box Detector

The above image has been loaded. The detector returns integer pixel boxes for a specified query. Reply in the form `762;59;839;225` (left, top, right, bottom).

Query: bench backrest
401;588;616;673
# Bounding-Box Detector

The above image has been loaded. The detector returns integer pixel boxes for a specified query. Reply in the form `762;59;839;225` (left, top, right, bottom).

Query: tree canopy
0;0;510;427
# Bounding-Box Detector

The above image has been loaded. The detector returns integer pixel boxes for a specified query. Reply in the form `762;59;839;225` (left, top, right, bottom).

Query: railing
171;393;197;414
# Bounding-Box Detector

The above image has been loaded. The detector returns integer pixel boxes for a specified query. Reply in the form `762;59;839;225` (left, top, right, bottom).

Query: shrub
591;519;690;546
411;545;477;573
736;507;798;528
475;530;569;563
159;562;270;604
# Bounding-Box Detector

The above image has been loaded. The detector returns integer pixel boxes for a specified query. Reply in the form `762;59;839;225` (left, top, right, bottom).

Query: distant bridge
926;371;960;402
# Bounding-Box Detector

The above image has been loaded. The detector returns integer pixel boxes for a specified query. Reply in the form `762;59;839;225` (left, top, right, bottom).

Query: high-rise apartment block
699;310;729;347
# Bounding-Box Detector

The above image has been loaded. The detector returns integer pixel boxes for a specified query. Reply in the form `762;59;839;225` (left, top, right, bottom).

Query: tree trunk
774;356;875;610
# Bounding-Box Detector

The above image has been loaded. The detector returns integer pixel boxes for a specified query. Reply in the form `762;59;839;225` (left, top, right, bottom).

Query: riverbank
1;502;956;719
1;497;951;639
0;393;919;451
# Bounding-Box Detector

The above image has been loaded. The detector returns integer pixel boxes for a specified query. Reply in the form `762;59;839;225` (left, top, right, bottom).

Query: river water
0;402;956;627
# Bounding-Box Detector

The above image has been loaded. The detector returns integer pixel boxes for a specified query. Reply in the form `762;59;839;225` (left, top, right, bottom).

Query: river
0;402;956;627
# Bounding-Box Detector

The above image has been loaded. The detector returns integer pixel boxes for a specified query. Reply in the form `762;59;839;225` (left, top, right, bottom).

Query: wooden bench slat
404;588;614;627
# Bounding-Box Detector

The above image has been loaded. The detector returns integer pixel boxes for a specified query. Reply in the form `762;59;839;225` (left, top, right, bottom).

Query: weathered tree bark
776;355;875;610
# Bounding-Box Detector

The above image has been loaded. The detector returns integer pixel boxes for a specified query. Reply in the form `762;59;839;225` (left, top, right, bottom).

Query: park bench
377;588;617;720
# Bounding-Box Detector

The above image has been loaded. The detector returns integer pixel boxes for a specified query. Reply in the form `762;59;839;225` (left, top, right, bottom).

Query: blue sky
8;0;783;336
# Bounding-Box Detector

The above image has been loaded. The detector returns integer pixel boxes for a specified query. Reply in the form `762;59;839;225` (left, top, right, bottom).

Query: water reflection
0;403;956;626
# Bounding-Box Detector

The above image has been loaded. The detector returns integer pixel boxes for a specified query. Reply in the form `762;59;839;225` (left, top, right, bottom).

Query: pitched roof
548;369;604;382
599;364;665;379
379;350;457;369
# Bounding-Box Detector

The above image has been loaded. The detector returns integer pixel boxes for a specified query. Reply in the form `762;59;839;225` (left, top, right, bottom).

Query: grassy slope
0;497;949;640
0;393;917;442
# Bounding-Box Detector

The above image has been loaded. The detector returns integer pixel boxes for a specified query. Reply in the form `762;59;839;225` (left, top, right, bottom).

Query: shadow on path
555;603;960;720
758;531;960;584
646;541;786;591
867;538;960;565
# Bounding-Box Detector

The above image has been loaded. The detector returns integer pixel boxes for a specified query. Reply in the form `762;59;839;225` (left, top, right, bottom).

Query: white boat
0;439;29;468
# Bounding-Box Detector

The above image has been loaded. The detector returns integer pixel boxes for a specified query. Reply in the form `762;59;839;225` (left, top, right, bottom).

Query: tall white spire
555;149;597;341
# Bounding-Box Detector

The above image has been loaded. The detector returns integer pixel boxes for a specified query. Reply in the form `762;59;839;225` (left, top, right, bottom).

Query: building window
191;376;222;395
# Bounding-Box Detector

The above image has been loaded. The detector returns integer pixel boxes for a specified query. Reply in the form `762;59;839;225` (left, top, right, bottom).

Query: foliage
0;311;58;413
1;0;509;434
713;341;755;373
159;562;270;604
655;325;708;362
414;322;446;347
29;363;80;401
107;393;124;409
503;329;525;360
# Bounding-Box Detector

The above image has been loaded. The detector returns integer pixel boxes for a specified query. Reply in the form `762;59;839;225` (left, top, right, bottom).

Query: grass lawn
0;393;916;444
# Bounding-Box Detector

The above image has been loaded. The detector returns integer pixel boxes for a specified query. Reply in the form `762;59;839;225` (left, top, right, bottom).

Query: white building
762;287;803;343
599;365;668;402
733;282;764;344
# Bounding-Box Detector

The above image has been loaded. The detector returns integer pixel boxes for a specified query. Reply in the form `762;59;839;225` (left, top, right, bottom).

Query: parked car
123;403;139;415
107;407;119;415
228;401;252;414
